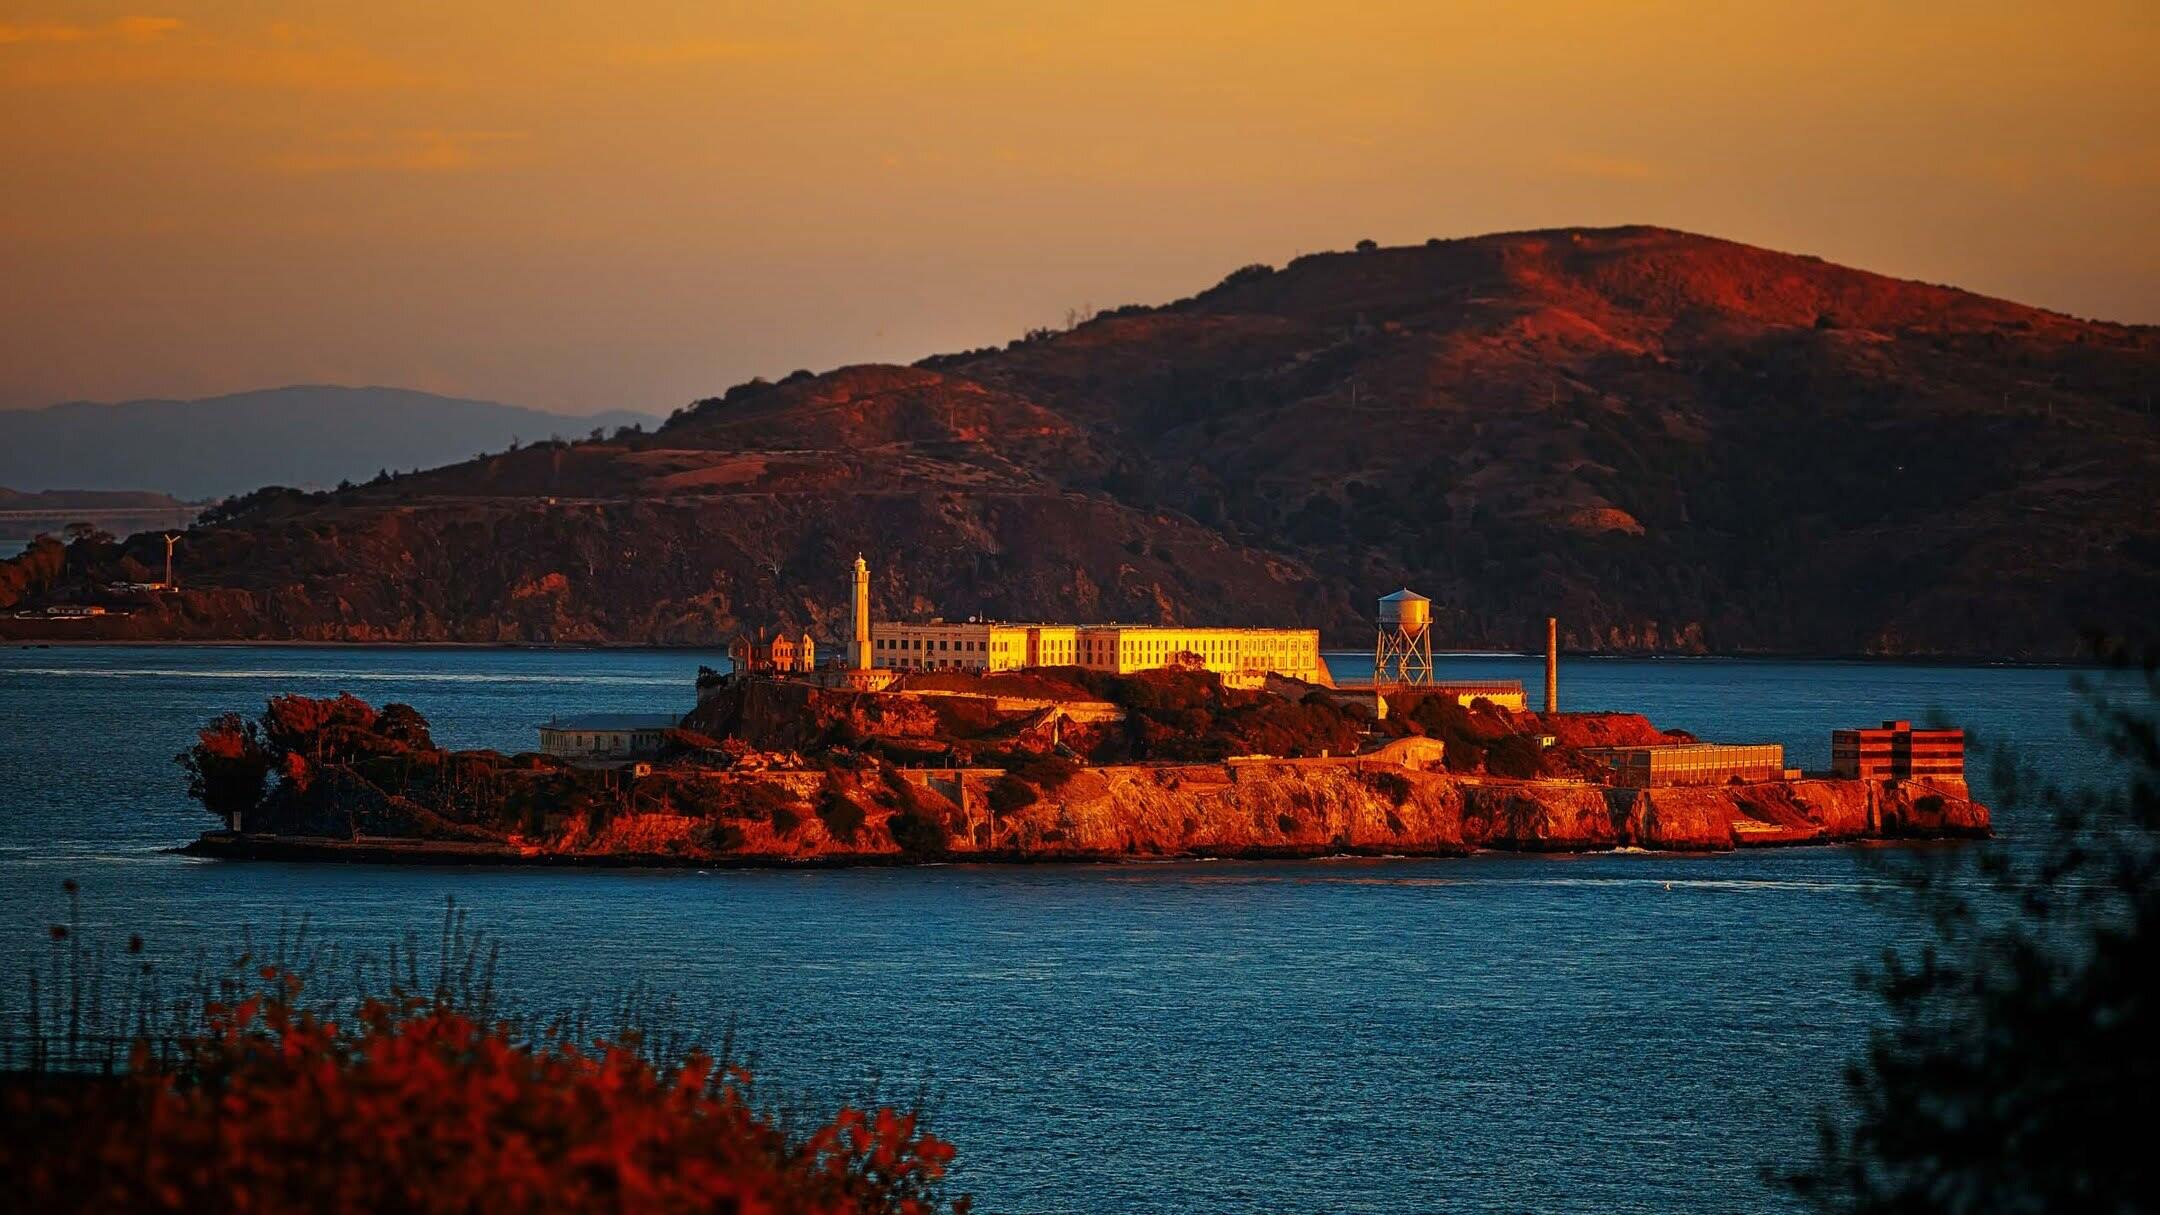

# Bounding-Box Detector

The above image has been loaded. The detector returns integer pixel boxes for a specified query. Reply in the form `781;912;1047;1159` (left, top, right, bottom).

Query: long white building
870;620;1328;687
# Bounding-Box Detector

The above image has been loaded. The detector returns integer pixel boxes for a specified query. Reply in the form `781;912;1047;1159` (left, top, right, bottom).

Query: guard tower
1374;588;1434;685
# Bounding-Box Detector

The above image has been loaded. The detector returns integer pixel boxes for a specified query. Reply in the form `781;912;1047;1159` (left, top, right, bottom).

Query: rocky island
178;663;1989;868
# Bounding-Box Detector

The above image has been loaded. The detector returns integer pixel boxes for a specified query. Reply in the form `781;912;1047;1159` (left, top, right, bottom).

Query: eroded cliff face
935;764;1985;860
206;750;1989;865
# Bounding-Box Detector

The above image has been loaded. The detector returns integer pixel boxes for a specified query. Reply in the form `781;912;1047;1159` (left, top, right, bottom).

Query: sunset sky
3;1;2154;414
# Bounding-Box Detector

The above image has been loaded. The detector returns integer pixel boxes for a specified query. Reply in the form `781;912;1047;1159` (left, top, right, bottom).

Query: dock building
1580;742;1787;788
1831;720;1965;782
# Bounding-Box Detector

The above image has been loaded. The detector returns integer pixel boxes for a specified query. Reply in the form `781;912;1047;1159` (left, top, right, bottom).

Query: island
177;657;1988;867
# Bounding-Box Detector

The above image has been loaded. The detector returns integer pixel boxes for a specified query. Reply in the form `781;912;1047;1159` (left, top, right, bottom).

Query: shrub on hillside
689;819;746;852
374;702;434;749
1363;769;1414;803
816;785;868;845
728;781;801;823
987;775;1038;814
888;809;950;856
1399;696;1492;773
1484;734;1547;780
929;696;1004;738
1015;753;1081;791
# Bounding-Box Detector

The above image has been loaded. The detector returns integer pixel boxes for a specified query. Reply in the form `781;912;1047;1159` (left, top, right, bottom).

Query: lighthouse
851;554;873;671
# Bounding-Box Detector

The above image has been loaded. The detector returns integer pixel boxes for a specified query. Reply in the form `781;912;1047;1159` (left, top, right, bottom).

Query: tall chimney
1544;616;1558;715
850;555;873;671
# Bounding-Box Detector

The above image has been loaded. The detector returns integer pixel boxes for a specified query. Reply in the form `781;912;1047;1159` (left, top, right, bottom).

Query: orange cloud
606;38;801;66
0;18;426;90
271;129;529;175
0;15;180;45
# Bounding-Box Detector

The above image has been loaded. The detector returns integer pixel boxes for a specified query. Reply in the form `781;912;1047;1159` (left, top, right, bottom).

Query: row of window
871;631;1316;670
877;636;996;652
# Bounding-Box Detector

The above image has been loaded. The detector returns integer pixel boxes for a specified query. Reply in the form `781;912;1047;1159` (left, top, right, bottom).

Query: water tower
1374;588;1434;685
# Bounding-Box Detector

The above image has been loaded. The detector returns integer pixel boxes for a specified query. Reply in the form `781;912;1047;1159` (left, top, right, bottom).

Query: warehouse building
1581;742;1787;788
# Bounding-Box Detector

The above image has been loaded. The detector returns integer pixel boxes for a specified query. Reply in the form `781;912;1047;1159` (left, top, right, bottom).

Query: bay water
0;646;2127;1212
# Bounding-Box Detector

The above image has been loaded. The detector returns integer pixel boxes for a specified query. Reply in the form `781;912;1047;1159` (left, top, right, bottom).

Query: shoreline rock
183;760;1988;869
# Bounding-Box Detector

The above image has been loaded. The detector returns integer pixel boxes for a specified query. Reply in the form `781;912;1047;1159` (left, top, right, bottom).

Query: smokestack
1544;616;1558;715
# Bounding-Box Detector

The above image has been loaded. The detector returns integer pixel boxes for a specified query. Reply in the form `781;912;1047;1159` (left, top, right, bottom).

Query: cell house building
871;620;1325;687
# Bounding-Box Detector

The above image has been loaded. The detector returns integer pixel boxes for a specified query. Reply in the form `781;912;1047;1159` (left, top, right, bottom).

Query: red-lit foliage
2;972;965;1215
1107;669;1364;762
176;711;274;821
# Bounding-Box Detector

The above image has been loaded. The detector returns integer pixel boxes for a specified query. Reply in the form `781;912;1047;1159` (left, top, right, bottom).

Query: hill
0;386;658;499
0;487;188;510
0;486;198;554
3;227;2155;657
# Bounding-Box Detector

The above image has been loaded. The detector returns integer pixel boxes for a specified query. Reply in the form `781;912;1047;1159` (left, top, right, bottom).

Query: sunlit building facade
1831;720;1965;782
871;621;1325;686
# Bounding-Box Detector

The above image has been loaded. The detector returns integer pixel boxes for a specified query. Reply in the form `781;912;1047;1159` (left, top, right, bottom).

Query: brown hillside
5;226;2155;657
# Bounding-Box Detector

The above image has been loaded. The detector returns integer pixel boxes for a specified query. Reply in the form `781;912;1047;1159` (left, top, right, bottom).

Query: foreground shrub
3;984;961;1214
1;896;968;1215
1783;650;2158;1212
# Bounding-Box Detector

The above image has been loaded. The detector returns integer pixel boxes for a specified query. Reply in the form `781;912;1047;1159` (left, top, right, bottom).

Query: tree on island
1785;648;2158;1212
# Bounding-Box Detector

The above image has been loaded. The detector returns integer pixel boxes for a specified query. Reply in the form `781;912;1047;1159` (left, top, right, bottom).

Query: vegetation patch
815;783;868;845
1363;769;1414;803
769;805;801;838
1014;753;1081;791
888;809;950;856
987;774;1038;814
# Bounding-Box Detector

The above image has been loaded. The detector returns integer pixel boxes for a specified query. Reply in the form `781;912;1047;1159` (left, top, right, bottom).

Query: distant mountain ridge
0;487;188;509
0;386;658;499
2;226;2155;658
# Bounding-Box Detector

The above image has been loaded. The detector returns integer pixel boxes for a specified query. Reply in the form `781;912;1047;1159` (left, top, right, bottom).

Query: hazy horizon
0;382;658;417
5;1;2155;414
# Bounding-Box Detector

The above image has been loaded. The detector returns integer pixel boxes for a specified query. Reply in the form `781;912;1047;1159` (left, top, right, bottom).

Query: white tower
1374;588;1433;685
850;555;873;671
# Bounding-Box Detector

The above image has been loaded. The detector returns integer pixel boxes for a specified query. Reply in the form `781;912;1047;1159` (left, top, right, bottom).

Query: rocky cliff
8;226;2157;657
192;746;1988;866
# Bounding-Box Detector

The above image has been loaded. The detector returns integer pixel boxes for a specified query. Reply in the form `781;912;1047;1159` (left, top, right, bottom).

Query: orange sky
3;1;2155;413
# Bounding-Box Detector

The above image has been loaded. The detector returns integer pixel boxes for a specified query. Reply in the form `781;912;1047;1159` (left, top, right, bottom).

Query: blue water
0;646;2132;1212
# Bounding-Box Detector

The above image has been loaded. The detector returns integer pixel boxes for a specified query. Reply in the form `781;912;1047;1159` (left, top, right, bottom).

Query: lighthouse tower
850;554;873;671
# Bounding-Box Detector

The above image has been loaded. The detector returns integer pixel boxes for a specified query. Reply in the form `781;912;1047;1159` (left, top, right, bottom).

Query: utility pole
162;533;183;588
